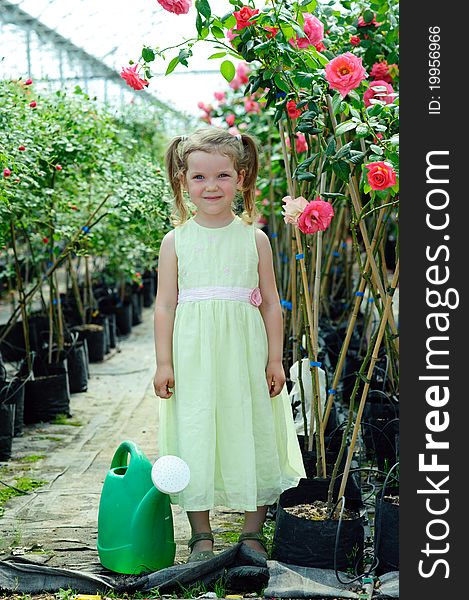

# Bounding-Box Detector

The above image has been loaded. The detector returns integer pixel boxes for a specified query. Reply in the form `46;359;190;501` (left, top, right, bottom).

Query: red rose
315;41;326;52
350;35;360;46
365;161;397;190
286;100;303;119
233;6;259;30
3;168;11;177
358;14;380;27
56;164;63;171
29;101;37;108
43;237;49;244
226;114;236;126
120;64;149;91
18;145;26;151
25;78;33;85
297;199;335;234
265;26;279;38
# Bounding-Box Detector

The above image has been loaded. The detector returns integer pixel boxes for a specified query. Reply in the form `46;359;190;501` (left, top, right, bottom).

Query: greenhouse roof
1;0;238;115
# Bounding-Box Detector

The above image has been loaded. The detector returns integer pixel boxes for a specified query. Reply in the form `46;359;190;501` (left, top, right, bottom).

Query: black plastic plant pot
374;487;399;574
362;391;399;471
115;302;133;336
142;277;155;307
0;321;27;362
92;315;110;354
107;313;117;349
271;478;365;570
0;398;16;460
67;342;88;393
72;324;106;362
1;377;26;437
24;373;71;424
131;292;143;326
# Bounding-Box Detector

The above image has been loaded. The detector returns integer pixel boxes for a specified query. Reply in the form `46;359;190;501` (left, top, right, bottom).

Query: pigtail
239;134;260;225
164;136;190;227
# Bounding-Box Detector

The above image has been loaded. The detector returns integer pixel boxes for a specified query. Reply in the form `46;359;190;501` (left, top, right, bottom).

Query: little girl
153;128;305;563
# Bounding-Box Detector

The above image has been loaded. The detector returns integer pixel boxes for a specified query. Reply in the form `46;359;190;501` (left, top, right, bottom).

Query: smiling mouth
205;196;222;200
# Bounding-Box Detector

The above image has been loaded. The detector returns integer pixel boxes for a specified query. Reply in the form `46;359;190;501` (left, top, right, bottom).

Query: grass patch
17;455;46;463
52;414;82;427
0;477;47;517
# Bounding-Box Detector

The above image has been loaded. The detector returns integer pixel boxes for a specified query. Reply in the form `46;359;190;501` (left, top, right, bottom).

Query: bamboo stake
338;259;400;499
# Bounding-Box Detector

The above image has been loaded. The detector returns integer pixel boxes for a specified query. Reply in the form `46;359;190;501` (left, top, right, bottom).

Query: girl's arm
153;229;178;398
255;228;286;397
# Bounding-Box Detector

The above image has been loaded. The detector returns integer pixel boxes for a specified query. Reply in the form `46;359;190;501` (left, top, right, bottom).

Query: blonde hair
164;127;260;227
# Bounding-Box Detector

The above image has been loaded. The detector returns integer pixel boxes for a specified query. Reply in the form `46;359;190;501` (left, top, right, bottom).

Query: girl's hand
153;365;175;399
266;361;286;398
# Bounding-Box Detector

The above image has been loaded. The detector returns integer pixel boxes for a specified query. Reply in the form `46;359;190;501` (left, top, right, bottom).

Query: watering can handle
110;440;147;471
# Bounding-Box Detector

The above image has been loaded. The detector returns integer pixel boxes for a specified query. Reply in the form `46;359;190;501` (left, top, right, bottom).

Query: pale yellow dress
159;215;305;511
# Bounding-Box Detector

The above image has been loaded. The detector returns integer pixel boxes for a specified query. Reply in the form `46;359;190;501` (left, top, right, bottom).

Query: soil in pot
374;488;399;574
72;324;106;362
272;481;364;570
24;373;71;423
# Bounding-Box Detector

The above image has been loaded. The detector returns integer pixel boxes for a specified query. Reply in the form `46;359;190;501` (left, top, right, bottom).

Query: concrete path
0;306;242;573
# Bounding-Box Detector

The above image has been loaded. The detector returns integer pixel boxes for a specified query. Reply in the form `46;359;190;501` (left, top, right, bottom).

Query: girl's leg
187;510;213;552
241;505;268;553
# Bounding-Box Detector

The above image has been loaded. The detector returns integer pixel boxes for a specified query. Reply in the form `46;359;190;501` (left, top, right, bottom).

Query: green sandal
238;532;268;558
186;532;215;563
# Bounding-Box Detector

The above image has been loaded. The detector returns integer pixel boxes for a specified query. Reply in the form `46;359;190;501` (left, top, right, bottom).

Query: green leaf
178;48;191;67
165;56;179;76
196;0;211;19
332;160;350;182
222;14;236;28
208;51;227;59
322;192;347;199
142;47;155;63
294;72;314;88
331;93;342;116
356;123;369;137
363;9;375;24
211;26;225;39
325;138;336;157
274;74;290;93
335;120;357;137
220;59;236;82
370;144;384;155
296;171;316;182
196;12;203;35
348;151;366;164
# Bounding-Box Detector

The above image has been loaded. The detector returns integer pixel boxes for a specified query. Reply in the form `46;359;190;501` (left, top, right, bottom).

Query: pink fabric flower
365;162;397;190
325;52;367;97
157;0;191;15
233;6;260;30
282;195;309;225
289;13;324;49
363;80;395;107
370;61;392;83
214;91;226;103
120;65;149;91
297;199;335;234
249;287;262;307
226;114;236;126
244;97;261;114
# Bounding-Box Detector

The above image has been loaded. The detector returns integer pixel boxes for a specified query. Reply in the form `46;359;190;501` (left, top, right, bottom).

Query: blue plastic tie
283;255;288;263
310;361;322;367
295;253;304;260
328;389;337;395
368;297;374;303
270;232;278;238
52;299;57;305
276;91;287;98
284;301;292;310
333;251;340;257
47;261;53;267
355;291;364;297
341;242;347;248
82;225;90;233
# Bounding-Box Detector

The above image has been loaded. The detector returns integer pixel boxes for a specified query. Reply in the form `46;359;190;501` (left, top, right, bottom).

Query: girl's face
183;151;244;219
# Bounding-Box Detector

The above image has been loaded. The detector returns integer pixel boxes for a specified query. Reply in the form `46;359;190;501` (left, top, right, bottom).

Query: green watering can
97;440;190;574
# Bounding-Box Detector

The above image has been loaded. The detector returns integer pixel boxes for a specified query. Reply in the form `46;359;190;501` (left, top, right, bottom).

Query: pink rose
233;6;260;30
297;199;335;234
244;97;261;114
286;100;302;119
228;126;241;136
282;195;309;225
365;161;397;190
358;14;380;27
289;13;324;48
236;62;250;84
325;52;367;97
363;80;395;107
120;65;149;91
249;287;262;307
262;198;269;206
295;133;308;153
226;28;238;44
370;61;392;83
226;114;236;126
315;41;326;52
157;0;191;14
